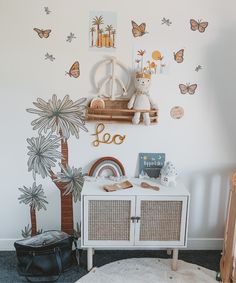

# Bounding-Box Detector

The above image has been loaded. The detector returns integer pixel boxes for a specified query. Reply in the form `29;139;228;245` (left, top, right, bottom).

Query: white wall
0;0;236;250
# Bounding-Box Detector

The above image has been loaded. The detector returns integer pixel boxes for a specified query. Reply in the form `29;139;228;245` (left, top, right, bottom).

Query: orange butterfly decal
131;21;148;37
66;61;80;78
33;28;51;38
179;83;197;95
174;49;184;63
190;19;208;33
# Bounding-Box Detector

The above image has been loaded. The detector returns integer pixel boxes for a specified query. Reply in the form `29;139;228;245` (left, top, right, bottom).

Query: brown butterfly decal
131;21;148;37
174;49;184;63
66;61;80;78
190;19;208;33
33;28;51;38
179;83;197;94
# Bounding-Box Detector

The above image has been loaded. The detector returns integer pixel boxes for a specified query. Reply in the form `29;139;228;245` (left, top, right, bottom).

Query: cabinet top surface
82;177;189;196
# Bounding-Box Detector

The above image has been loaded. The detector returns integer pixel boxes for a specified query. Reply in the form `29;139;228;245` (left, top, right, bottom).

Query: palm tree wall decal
92;15;104;47
26;94;88;235
18;182;48;236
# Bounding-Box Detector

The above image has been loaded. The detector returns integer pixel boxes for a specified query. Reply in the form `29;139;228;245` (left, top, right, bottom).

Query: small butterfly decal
66;61;80;78
190;19;208;33
131;21;148;37
44;7;51;15
66;33;76;43
34;28;51;38
45;53;55;62
161;17;172;26
174;49;184;63
195;65;203;72
179;83;197;94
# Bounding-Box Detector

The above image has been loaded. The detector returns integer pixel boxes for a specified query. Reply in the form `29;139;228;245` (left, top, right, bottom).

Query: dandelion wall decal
66;32;76;42
45;53;55;61
161;17;172;26
44;7;51;15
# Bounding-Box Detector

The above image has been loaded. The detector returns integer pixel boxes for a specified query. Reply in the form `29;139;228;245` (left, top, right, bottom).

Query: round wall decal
88;157;125;177
170;106;184;119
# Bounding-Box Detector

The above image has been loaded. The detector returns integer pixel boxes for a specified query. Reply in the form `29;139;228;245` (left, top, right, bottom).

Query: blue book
139;153;165;178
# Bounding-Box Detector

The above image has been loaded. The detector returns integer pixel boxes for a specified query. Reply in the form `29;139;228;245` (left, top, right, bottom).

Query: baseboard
187;238;223;250
0;237;223;251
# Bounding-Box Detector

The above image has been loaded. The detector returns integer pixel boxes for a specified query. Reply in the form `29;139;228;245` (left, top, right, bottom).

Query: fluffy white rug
76;258;217;283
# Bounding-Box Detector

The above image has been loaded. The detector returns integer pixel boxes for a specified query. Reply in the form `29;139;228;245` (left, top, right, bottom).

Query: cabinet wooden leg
172;248;178;271
87;248;93;271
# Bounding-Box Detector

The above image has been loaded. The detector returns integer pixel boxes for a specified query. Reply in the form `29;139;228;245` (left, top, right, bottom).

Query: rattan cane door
135;196;188;246
83;196;136;246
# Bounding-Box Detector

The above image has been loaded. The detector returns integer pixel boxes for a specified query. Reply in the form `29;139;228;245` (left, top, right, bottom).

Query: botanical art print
89;11;117;49
20;95;88;236
134;48;167;75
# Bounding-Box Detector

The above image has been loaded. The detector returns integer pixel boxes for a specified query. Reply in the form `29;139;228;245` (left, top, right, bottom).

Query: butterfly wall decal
174;49;184;63
66;61;80;78
34;28;51;38
190;19;208;33
131;21;148;37
179;83;197;94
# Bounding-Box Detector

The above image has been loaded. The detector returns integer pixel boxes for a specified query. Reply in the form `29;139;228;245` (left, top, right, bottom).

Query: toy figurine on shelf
128;72;158;125
160;161;178;187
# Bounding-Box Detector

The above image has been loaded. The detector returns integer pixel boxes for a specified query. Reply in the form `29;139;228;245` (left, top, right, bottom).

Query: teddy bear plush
127;72;158;125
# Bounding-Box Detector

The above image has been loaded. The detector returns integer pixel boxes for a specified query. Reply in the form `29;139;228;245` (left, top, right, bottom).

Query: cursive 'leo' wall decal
92;123;126;147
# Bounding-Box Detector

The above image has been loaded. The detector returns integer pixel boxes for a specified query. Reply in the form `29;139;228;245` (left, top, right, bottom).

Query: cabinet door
83;196;136;246
135;196;188;247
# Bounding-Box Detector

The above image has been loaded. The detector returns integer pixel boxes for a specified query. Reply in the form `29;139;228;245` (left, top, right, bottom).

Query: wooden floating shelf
86;99;158;125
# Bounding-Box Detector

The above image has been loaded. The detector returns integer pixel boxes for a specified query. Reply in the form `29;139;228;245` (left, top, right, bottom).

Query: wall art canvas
139;153;165;178
89;11;117;50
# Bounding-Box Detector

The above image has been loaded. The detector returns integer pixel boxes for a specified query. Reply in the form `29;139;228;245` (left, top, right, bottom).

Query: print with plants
90;15;116;48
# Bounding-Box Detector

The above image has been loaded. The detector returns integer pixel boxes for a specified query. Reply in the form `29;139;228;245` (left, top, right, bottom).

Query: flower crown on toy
135;72;152;79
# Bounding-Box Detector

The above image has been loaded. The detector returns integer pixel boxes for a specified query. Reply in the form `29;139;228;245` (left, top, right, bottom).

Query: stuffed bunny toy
128;72;158;125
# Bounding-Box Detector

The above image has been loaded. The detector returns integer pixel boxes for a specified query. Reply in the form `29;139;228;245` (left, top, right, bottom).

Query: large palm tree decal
18;182;48;236
26;94;88;235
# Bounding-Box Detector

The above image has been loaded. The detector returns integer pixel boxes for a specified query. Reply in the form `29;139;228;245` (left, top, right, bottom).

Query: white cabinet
81;178;190;271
